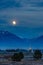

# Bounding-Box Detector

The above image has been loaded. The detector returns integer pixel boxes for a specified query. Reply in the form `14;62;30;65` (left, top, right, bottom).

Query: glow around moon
12;21;16;25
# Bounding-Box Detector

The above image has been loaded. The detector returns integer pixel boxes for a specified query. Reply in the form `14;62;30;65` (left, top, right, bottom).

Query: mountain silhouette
0;30;43;49
0;31;27;49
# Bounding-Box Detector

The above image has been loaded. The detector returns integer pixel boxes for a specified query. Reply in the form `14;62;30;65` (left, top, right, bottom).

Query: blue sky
0;0;43;38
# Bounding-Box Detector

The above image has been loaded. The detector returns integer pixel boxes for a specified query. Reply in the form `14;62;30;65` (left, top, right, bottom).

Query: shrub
19;52;24;59
33;49;42;60
12;52;24;61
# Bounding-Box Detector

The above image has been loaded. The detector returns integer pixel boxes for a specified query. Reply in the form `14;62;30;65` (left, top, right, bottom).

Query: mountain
0;30;22;43
29;36;43;49
0;31;27;49
0;30;43;49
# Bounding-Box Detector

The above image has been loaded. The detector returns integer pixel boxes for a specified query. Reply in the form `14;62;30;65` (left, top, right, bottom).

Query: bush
12;52;24;61
33;49;42;60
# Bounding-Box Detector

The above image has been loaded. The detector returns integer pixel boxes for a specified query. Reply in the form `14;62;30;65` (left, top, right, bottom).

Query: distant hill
0;30;43;49
29;36;43;49
0;31;27;49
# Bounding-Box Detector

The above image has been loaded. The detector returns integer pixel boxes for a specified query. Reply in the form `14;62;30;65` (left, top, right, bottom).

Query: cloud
0;0;43;40
0;0;22;10
0;0;43;28
0;0;43;10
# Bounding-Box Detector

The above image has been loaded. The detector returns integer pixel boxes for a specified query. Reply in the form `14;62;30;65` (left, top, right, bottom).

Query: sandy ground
0;60;43;65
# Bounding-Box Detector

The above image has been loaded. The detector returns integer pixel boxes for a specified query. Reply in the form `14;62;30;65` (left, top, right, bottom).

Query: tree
12;52;24;61
6;49;15;52
33;49;42;60
19;52;24;59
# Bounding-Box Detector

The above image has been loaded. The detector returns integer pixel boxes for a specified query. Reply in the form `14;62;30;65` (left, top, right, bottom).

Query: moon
12;21;16;25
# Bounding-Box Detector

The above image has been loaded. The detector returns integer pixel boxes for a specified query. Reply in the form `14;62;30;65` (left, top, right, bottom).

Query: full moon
12;21;16;25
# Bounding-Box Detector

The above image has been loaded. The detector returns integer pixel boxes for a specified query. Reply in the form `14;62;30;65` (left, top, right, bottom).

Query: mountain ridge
0;30;43;49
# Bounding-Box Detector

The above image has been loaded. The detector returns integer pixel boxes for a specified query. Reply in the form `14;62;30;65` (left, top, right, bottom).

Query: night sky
0;0;43;38
0;0;43;49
